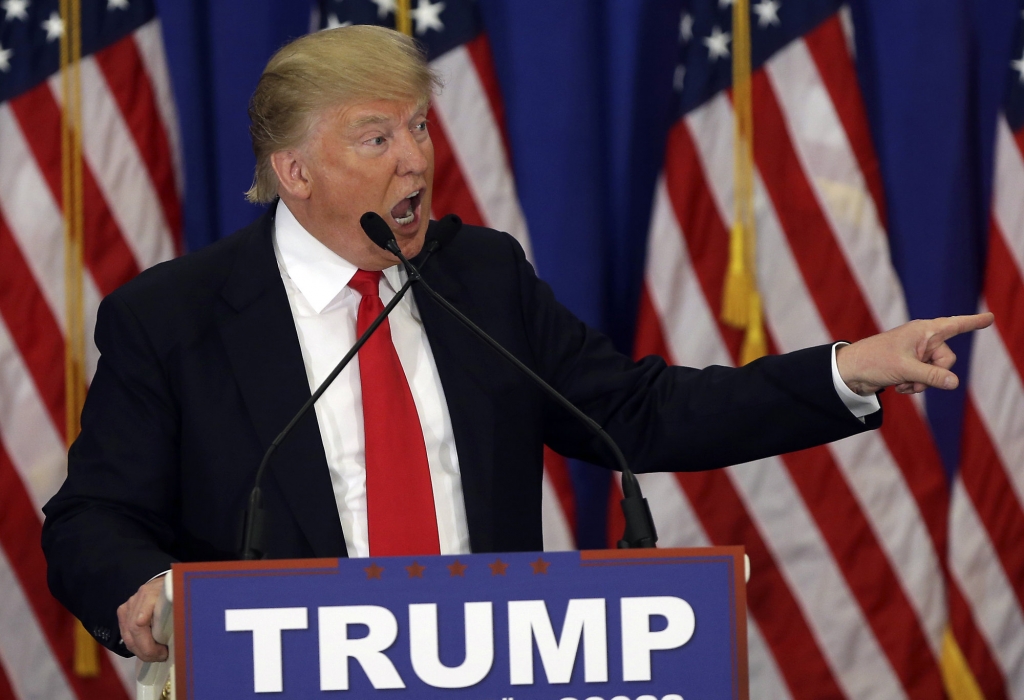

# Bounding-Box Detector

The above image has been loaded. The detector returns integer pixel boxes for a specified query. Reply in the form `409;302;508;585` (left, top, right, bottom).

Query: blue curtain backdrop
153;0;1018;544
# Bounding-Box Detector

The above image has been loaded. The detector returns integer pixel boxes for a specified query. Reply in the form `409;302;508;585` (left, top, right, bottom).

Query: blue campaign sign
173;548;747;699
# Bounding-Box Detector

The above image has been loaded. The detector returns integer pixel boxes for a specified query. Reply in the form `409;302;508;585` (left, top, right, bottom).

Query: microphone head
427;214;462;252
360;212;397;252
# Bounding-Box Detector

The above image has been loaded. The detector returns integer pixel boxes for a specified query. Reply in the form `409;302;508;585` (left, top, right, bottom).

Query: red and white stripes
635;13;951;697
0;18;181;700
430;35;531;261
948;114;1024;699
424;34;577;550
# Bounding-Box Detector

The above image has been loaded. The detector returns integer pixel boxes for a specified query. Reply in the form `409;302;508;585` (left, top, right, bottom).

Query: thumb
903;359;959;390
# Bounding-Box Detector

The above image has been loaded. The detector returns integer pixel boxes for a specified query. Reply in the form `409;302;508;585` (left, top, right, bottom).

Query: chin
398;237;425;260
395;220;428;257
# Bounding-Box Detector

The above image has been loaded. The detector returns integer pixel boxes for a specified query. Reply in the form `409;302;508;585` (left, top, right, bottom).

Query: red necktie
349;269;440;556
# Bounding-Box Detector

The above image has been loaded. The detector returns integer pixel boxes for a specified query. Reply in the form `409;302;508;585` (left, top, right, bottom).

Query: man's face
294;97;434;270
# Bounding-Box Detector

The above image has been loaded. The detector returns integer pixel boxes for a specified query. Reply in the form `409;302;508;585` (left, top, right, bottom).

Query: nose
395;130;429;176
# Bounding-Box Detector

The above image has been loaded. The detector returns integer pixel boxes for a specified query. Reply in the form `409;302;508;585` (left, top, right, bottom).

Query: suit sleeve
42;291;180;656
505;236;881;473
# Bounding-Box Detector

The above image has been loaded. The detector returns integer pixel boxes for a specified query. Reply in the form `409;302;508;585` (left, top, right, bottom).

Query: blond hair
245;25;442;203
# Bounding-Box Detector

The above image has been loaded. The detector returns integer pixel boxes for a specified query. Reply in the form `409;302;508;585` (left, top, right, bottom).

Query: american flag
319;0;580;552
948;1;1024;695
631;0;965;696
0;0;181;698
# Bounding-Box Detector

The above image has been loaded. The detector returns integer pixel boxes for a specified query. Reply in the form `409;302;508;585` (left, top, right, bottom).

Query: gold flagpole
60;0;98;678
721;0;765;365
725;3;982;698
396;0;413;36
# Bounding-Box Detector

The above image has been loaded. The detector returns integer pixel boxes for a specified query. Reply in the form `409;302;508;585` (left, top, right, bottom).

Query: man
41;25;991;664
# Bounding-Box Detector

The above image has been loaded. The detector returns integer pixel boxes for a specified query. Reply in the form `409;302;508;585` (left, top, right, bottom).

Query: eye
367;135;386;146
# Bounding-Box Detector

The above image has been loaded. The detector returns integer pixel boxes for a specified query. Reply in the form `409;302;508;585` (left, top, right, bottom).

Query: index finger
132;588;160;624
124;598;165;661
127;625;168;662
935;312;994;342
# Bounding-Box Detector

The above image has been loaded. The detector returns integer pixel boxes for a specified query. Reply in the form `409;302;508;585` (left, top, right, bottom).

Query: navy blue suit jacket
42;206;879;653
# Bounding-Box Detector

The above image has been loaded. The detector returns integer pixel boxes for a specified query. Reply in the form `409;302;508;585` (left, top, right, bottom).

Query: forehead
324;97;430;132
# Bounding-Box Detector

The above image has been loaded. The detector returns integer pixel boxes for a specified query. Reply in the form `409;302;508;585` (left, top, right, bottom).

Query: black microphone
239;225;447;560
425;213;461;251
360;212;658;549
360;211;461;276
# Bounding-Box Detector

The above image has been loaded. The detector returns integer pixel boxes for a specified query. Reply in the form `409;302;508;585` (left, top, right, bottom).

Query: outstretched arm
835;313;995;396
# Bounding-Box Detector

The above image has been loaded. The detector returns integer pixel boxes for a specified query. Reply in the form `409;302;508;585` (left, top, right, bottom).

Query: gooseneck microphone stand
238;229;449;560
360;212;658;549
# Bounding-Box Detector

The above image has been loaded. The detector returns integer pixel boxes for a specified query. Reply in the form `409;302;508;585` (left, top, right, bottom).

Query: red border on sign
173;558;339;697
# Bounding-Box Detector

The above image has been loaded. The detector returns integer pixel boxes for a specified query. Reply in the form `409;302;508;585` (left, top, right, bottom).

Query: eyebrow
347;101;431;130
348;114;391;129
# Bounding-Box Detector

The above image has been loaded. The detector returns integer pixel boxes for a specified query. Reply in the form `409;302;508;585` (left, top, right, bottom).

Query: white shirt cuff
831;342;880;420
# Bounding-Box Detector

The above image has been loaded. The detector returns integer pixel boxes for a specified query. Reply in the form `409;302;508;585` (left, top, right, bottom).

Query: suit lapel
218;210;347;557
414;253;496;552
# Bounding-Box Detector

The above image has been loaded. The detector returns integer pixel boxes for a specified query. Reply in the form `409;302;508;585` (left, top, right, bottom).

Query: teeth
393;192;417;225
394;201;415;225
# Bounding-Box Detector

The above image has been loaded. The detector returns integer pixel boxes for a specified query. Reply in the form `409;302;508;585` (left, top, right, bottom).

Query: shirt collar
273;200;405;313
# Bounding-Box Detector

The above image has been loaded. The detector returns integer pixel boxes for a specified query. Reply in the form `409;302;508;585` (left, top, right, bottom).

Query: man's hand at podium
117;575;168;662
836;313;994;397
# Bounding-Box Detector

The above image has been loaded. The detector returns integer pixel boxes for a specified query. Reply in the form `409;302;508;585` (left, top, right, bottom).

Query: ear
270;150;312;200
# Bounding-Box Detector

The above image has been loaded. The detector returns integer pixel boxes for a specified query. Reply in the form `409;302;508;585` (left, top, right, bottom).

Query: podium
137;548;748;699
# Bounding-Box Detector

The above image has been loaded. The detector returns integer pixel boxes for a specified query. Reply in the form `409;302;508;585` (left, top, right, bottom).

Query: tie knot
349;269;382;298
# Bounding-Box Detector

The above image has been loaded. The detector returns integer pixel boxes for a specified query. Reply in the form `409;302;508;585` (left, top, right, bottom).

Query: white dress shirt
271;201;879;558
832;343;881;419
273;201;470;557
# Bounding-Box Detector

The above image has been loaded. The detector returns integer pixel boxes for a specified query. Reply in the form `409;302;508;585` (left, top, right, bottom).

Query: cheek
424;138;435;169
332;168;390;206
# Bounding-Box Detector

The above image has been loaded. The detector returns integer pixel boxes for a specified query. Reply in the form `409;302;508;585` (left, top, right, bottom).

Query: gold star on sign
447;559;467;577
488;559;508;575
364;563;383;579
530;557;549;574
405;562;425;578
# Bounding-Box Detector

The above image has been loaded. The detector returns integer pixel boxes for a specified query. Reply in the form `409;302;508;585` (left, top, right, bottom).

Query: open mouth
390;190;422;227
